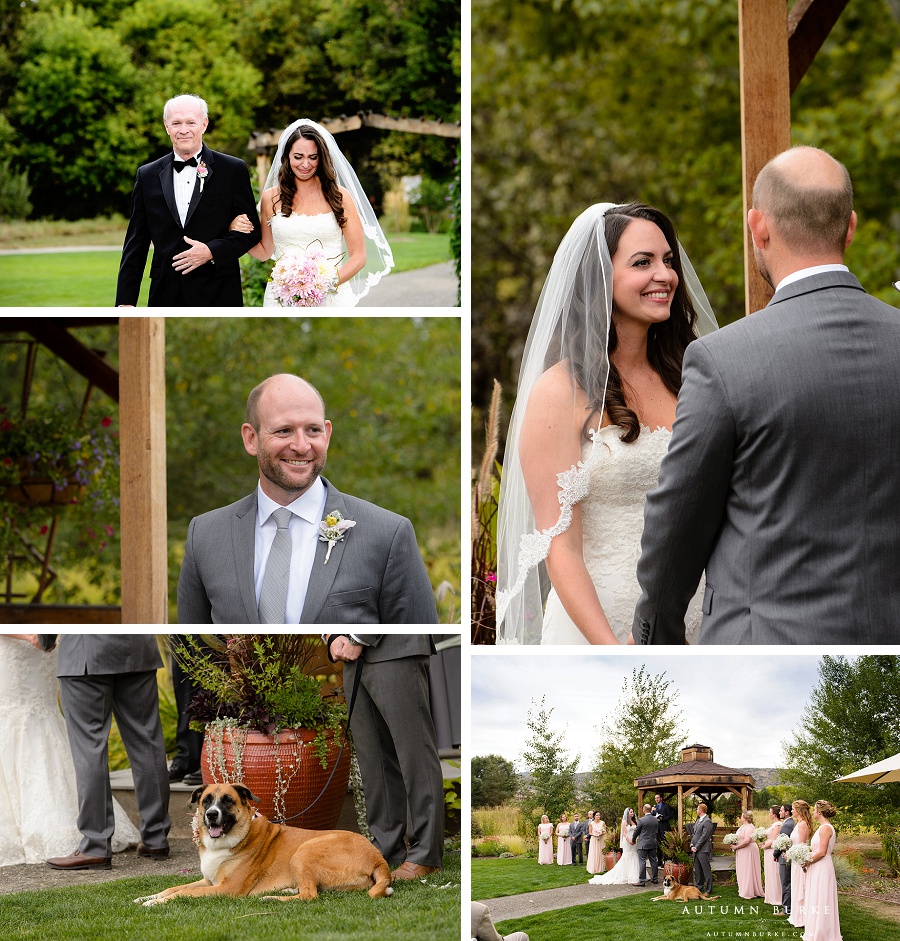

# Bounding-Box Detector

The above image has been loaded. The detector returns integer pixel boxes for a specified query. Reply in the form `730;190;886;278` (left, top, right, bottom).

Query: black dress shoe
137;842;170;858
182;770;204;786
47;852;112;870
168;764;190;782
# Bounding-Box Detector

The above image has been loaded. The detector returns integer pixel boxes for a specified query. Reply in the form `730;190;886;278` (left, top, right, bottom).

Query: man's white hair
163;95;209;122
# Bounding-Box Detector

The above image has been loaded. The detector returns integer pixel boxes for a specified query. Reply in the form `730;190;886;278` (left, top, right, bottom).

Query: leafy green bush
0;159;32;220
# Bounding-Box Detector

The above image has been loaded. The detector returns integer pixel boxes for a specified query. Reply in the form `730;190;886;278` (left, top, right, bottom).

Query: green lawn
0;853;460;941
495;890;898;941
473;856;591;899
0;232;450;306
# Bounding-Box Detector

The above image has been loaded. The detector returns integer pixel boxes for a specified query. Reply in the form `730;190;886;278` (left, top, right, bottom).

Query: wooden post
119;319;167;624
738;0;792;315
678;784;683;835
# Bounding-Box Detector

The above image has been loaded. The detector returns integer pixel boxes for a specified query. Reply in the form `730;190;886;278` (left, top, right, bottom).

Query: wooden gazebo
634;744;756;835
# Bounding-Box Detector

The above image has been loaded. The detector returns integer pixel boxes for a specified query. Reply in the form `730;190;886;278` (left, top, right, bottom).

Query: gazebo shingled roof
633;745;756;836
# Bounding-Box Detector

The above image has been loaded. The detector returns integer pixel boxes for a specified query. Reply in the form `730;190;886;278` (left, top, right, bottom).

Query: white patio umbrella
835;752;900;785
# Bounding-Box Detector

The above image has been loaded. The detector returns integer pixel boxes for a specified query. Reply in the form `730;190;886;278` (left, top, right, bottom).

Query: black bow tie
173;156;198;172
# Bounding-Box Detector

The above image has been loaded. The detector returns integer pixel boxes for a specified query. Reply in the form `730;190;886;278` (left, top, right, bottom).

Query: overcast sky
471;651;826;772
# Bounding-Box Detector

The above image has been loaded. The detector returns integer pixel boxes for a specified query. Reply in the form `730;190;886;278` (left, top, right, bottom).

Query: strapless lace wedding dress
263;211;356;307
542;425;703;644
0;637;140;865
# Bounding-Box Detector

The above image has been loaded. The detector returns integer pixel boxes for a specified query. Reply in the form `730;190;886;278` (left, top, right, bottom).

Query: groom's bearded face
243;383;332;501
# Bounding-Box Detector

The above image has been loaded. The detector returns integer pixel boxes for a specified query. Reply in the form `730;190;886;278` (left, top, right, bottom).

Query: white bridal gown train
0;636;140;866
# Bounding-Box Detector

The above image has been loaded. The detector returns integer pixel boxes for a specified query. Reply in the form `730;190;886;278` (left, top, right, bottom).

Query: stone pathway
481;881;654;922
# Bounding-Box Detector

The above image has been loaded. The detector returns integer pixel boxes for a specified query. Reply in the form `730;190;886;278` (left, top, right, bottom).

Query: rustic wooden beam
1;318;120;402
119;318;167;624
738;0;792;316
788;0;850;93
0;603;121;623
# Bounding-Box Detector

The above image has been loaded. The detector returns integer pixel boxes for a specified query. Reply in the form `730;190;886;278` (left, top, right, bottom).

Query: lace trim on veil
496;427;605;629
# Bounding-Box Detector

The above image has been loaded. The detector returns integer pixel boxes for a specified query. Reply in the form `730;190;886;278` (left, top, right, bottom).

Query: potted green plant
662;828;694;884
175;634;352;830
604;823;622;870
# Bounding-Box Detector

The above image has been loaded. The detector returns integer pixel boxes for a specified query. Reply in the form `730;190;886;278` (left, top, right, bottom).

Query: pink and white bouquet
772;834;793;854
269;246;340;307
785;842;812;866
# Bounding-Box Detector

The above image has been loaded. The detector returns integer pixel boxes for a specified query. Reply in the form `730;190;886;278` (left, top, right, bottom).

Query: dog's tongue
208;825;224;839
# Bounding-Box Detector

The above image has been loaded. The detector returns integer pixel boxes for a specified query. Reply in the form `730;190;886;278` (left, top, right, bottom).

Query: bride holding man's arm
496;202;717;645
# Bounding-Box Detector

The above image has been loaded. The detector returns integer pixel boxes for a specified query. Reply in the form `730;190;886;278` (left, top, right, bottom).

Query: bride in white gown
0;635;139;866
232;119;393;307
589;808;645;885
495;202;718;644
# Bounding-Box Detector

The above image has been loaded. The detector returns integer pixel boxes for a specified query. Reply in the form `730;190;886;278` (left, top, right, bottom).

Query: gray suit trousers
59;671;170;857
779;859;791;913
694;850;713;894
344;655;444;867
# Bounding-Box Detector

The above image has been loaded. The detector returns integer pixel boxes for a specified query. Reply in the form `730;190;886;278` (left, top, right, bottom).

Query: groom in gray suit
46;635;170;870
632;146;900;644
632;804;659;885
177;374;438;624
327;634;444;880
690;803;714;894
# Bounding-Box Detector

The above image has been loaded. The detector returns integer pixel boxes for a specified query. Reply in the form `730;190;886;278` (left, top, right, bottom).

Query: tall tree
584;666;686;817
517;697;579;830
471;754;518;808
780;656;900;817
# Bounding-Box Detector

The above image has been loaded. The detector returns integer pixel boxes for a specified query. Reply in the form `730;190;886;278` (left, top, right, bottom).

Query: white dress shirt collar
775;264;848;294
255;477;326;528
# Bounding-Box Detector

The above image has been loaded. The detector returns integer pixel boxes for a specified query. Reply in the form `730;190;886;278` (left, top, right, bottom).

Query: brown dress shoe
391;861;441;881
46;852;112;871
136;842;170;858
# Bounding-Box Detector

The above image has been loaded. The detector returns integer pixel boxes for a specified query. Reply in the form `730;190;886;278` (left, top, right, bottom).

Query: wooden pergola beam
119;319;167;624
788;0;851;93
5;318;120;402
738;0;792;316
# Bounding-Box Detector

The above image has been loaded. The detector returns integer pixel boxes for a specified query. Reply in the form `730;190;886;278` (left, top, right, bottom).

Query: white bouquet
723;833;740;846
754;827;769;843
785;842;812;866
558;823;570;838
772;834;793;854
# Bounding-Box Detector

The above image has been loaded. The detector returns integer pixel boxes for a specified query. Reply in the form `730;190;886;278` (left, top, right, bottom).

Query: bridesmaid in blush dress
537;815;554;864
586;812;607;874
733;810;764;899
802;801;843;941
789;800;814;928
556;813;571;865
762;805;783;906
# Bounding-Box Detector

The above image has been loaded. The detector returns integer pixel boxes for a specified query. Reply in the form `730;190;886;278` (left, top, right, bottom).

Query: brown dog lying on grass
650;876;720;901
134;783;393;906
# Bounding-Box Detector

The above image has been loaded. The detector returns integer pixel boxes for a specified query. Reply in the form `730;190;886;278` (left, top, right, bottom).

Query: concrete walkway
481;881;654;922
357;260;457;308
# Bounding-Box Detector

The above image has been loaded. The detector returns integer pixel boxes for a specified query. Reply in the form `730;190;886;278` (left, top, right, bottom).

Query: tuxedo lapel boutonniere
318;510;356;564
196;160;209;193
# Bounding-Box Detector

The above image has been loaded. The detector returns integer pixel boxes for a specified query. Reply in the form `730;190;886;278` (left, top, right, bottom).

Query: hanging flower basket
3;477;85;507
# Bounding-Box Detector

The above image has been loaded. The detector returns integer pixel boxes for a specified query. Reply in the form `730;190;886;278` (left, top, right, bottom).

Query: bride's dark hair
275;125;346;229
551;202;699;443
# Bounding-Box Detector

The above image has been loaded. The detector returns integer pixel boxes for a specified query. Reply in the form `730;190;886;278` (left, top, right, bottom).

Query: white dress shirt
173;149;202;227
253;478;327;623
775;264;848;293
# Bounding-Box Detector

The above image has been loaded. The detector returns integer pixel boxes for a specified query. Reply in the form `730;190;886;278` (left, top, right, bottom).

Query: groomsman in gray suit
46;635;170;870
569;813;586;865
774;803;795;916
177;374;438;624
632;804;659;885
327;634;444;880
633;146;900;644
690;803;715;894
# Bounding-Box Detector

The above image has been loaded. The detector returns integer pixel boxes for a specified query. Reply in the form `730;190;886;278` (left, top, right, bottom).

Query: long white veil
262;119;394;305
494;203;718;644
620;807;633;850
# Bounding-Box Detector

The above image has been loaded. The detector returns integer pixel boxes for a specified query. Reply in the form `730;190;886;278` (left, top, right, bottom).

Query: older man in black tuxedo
116;94;260;306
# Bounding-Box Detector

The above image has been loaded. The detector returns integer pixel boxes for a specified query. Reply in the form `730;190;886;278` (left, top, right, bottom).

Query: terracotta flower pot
664;860;693;885
200;726;351;830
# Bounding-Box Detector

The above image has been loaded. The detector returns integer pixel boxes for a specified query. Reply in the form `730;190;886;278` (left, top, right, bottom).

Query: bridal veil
263;119;394;305
495;203;718;644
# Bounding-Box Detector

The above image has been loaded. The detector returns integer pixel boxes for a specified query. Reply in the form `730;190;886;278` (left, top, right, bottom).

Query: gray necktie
258;507;293;623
